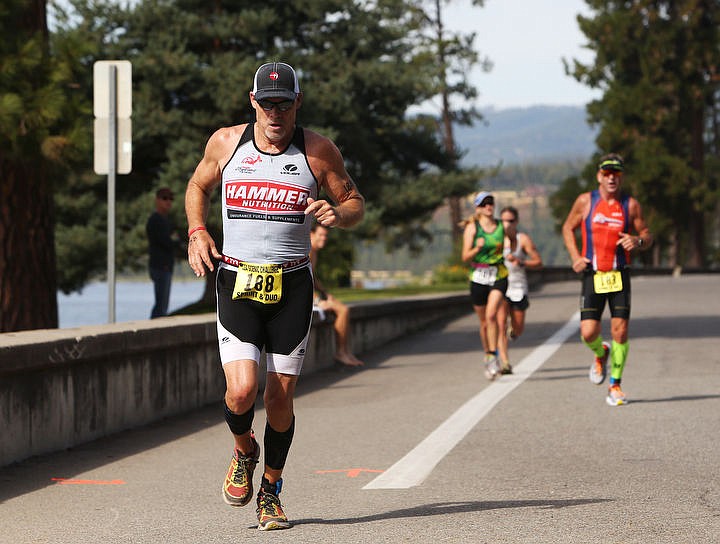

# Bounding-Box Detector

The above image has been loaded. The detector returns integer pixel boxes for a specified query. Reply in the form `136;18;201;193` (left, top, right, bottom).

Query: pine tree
1;1;61;331
49;0;489;301
566;0;720;267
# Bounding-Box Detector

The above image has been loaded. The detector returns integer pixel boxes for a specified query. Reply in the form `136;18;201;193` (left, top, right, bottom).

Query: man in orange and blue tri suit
562;154;653;406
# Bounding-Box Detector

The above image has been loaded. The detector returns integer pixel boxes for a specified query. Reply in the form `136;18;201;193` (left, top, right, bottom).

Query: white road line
363;311;580;490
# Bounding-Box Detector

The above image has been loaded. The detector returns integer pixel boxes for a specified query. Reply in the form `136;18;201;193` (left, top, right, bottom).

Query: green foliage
432;263;468;284
313;228;355;289
48;0;488;293
0;0;82;329
565;0;720;266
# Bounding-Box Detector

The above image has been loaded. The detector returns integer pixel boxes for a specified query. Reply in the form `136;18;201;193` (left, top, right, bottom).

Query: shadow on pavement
292;497;612;526
630;394;720;404
0;402;222;505
630;315;720;340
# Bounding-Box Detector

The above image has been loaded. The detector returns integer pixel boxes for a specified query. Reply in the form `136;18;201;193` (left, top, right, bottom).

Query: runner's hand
572;256;591;273
305;197;339;227
616;232;639;251
188;230;221;277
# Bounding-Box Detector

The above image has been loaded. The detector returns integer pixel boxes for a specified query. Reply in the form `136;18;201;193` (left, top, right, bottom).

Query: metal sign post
93;60;132;324
107;65;117;324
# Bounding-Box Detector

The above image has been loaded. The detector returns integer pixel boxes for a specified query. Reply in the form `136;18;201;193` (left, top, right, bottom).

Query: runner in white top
497;206;543;373
185;62;364;531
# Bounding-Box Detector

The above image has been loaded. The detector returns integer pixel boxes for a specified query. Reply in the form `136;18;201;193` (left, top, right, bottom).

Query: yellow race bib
232;262;282;304
593;270;623;294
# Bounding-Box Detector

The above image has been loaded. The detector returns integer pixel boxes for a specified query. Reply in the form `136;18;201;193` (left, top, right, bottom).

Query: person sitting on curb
309;224;364;367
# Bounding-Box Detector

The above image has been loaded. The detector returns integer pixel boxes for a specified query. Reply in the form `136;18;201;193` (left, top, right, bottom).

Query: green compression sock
582;335;606;358
610;340;629;382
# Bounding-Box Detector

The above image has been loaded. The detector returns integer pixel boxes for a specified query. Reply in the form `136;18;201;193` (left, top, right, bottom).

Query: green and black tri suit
468;219;508;306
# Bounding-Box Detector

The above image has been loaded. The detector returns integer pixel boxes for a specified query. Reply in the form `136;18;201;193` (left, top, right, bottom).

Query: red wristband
188;225;207;237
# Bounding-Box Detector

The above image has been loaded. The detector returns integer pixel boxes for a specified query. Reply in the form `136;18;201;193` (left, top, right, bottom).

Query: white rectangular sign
93;60;132;119
93;118;132;174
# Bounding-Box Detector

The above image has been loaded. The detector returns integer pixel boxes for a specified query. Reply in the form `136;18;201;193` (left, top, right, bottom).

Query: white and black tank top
504;232;529;301
220;124;318;268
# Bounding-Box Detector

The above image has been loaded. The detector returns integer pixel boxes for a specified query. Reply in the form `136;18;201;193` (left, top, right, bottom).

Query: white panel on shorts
265;327;311;376
217;319;261;365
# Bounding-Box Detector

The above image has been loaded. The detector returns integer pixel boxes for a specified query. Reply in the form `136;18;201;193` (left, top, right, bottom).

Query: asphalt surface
1;275;718;544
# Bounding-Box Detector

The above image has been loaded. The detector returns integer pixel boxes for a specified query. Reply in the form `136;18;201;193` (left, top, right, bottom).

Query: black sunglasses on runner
256;98;295;112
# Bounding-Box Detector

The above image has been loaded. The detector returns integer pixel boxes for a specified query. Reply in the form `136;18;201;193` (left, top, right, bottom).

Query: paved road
1;275;718;544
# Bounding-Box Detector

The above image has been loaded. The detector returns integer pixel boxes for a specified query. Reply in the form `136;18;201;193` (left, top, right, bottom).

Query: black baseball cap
252;62;300;101
155;187;174;199
598;157;624;172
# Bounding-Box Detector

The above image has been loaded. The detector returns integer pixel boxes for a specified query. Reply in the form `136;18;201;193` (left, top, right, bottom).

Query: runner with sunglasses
462;191;508;381
185;62;364;530
562;153;652;406
496;206;543;374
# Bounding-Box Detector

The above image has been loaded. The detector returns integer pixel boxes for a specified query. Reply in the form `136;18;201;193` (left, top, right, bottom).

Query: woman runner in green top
462;191;508;380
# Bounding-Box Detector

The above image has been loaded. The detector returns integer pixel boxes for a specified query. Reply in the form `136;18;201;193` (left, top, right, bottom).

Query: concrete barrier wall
0;292;470;468
3;265;699;468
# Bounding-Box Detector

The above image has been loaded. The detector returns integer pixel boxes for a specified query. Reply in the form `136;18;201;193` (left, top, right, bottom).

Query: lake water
58;278;207;328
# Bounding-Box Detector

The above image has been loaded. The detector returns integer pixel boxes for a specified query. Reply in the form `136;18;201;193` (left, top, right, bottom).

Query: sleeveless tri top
581;189;630;271
504;232;528;301
220;124;318;269
469;219;508;280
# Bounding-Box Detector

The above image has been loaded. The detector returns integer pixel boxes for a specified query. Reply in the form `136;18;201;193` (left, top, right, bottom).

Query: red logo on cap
269;71;279;81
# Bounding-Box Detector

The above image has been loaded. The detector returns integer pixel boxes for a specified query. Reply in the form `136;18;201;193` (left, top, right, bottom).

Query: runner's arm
304;132;364;229
462;221;483;262
185;128;231;276
520;233;543;269
562;193;591;272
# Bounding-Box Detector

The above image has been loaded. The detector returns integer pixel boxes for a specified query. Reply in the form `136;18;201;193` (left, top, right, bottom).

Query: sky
443;0;601;110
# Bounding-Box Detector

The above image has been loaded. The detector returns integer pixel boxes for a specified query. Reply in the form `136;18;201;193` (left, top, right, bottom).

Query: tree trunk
686;211;705;268
686;107;706;267
0;0;57;332
0;160;58;331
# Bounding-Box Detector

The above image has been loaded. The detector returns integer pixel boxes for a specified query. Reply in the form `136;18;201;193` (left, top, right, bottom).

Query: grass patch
171;282;467;315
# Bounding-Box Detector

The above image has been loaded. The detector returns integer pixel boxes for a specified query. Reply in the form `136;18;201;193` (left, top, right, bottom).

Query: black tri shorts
215;265;314;375
580;268;631;321
469;277;508;307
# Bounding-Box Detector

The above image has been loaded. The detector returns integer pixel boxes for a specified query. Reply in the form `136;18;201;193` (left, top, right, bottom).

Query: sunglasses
478;199;494;207
160;196;173;201
501;218;517;223
256;98;295;112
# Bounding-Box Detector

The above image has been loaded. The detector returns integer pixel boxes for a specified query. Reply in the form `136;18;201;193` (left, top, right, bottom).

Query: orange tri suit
580;190;632;321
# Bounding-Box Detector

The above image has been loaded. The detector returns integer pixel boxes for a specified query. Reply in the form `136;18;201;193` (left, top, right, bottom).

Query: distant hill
455;105;598;167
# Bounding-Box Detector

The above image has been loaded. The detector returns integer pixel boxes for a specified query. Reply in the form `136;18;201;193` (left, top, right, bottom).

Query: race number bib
593;270;623;294
471;265;498;286
232;262;282;304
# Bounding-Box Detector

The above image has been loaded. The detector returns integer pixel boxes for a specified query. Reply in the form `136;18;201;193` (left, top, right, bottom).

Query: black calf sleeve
223;401;255;436
264;417;295;470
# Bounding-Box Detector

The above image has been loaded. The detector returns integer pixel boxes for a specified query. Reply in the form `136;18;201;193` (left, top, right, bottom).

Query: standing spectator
146;187;177;318
309;224;364;367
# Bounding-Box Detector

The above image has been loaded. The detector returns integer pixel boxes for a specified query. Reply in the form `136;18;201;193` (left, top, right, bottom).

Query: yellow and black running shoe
222;433;260;507
256;479;291;531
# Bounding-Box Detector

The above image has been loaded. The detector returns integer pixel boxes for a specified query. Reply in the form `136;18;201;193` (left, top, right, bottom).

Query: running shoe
257;479;291;531
507;324;517;341
484;353;501;381
500;362;513;375
589;342;610;385
606;384;628;406
222;433;260;507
